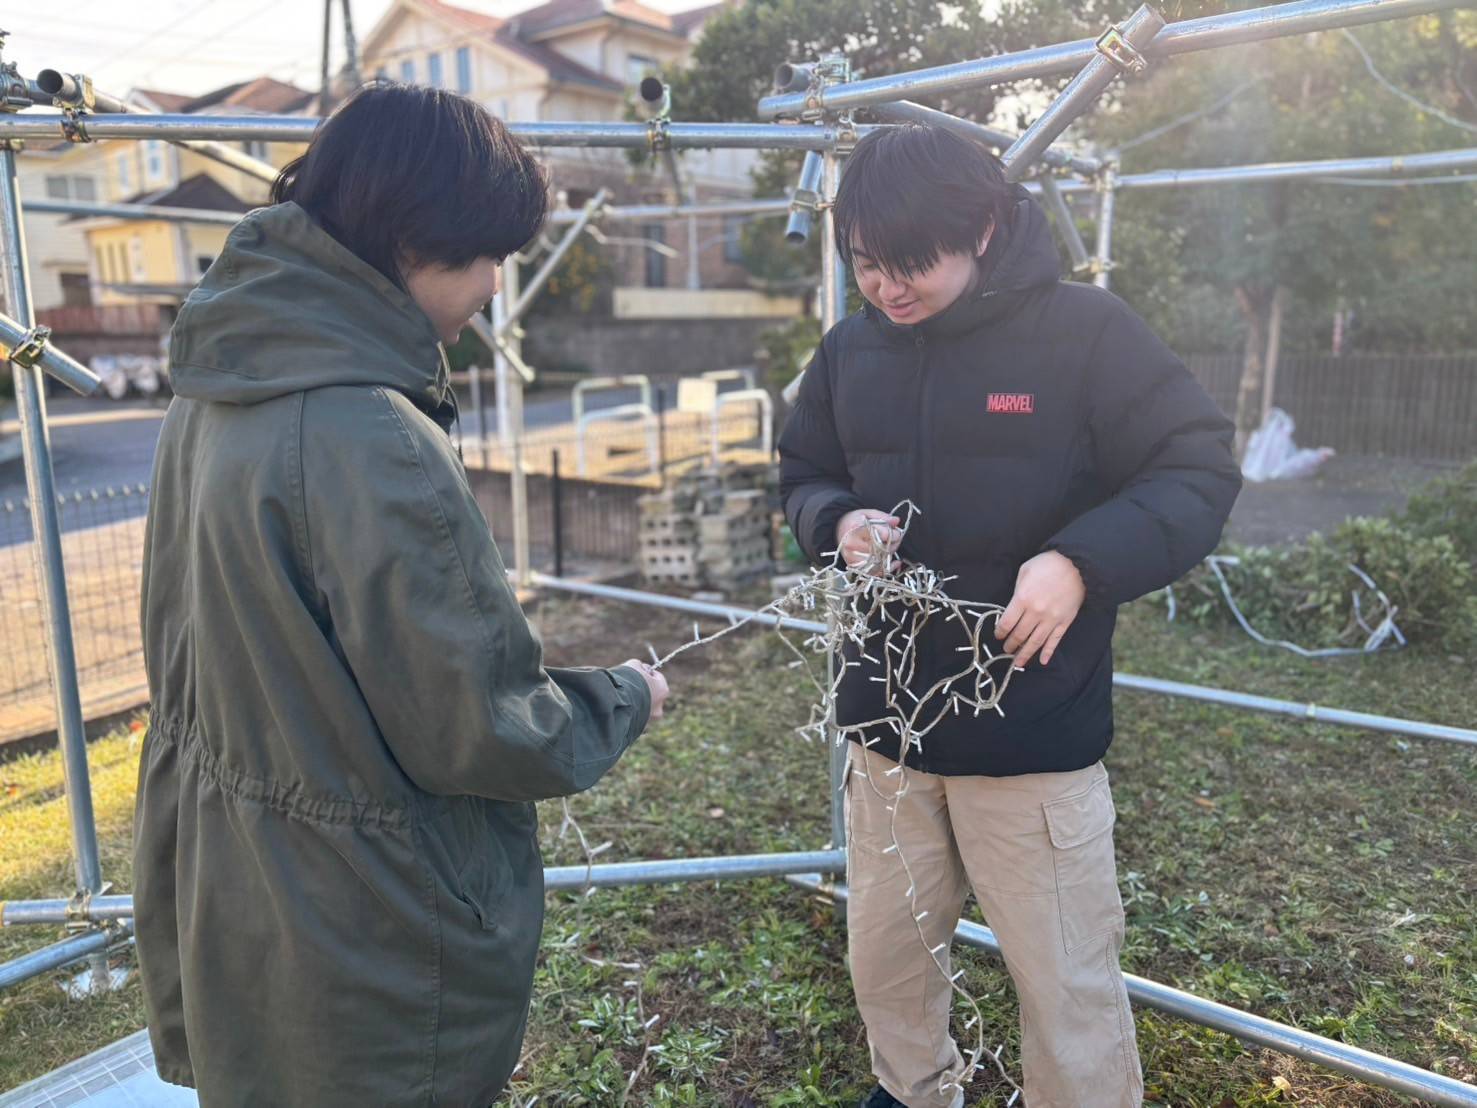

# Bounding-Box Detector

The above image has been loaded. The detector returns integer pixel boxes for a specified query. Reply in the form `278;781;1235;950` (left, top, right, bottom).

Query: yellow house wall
87;222;177;304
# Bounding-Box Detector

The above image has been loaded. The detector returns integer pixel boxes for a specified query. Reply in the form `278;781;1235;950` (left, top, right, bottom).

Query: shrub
1400;459;1477;567
1171;517;1475;651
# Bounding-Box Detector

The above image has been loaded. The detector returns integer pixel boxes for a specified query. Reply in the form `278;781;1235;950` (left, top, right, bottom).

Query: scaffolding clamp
1096;25;1150;74
63;883;112;932
1;44;30;114
7;324;52;369
832;111;859;156
646;116;671;154
801;52;852;122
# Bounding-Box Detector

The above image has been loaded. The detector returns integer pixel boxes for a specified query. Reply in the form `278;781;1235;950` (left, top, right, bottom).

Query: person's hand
995;551;1086;668
622;659;669;720
835;508;903;574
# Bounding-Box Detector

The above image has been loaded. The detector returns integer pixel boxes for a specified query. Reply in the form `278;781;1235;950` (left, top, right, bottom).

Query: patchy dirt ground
1225;454;1459;546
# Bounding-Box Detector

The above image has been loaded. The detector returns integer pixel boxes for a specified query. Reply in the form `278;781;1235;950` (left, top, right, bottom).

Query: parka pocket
1042;771;1123;954
449;799;514;931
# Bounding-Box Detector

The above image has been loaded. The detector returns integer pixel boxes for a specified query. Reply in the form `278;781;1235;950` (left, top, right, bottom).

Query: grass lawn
1;596;1473;1105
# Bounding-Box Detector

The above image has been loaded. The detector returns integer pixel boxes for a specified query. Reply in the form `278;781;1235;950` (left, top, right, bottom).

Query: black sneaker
858;1085;908;1108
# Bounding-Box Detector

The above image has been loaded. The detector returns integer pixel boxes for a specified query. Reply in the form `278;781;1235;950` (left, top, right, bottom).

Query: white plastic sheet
1241;407;1334;482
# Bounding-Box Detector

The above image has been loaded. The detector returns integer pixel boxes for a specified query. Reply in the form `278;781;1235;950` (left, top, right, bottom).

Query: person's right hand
836;508;903;574
622;659;670;721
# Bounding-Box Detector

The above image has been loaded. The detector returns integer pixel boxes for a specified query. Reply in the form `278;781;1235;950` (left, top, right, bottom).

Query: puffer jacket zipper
912;329;933;771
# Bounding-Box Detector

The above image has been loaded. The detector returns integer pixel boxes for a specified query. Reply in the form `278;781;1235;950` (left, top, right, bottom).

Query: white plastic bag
1240;407;1334;482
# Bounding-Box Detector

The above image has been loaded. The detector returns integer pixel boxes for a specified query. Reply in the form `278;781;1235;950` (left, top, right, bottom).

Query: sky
3;0;715;100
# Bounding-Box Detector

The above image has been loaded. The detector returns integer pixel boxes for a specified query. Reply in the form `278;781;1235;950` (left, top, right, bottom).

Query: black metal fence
464;409;773;572
1186;352;1477;461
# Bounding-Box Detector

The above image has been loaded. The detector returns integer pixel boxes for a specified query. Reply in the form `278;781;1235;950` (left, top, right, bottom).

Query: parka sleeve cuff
607;664;653;742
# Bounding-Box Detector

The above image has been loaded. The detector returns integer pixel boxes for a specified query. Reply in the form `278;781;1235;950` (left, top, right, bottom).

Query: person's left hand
995;551;1086;668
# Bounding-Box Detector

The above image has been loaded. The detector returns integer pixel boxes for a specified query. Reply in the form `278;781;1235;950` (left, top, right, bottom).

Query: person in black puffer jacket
779;125;1241;1108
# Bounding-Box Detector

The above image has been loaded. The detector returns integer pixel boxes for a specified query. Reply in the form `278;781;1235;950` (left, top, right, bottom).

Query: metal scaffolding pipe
551;197;791;223
785;150;826;244
820;150;847;329
868;99;1102;175
0;149;106;921
1114;673;1477;746
23;197;242;225
1093;161;1118;289
28;195;790;231
786;876;1477;1107
529;575;1477;745
30;71;281;186
1105;145;1477;188
1037;175;1093;271
758;0;1463;119
28;143;1472;241
545;849;846;890
1;853;848;929
0;114;877;151
1000;5;1166;182
501;188;608;335
0;926;132;990
2;896;136;926
1013;147;1477;194
0;308;101;395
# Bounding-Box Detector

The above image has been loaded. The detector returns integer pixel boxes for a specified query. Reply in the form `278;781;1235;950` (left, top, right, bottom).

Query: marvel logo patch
986;392;1035;414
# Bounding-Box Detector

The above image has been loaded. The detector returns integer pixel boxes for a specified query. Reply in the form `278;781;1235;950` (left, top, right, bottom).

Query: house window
723;215;746;264
197;255;215;275
241;140;269;161
400;58;416;83
129;236;146;280
626;54;658;87
456;46;472;93
428;52;444;87
375;67;388;82
642;224;666;288
116;151;133;193
60;272;92;307
45;175;100;200
145;140;165;180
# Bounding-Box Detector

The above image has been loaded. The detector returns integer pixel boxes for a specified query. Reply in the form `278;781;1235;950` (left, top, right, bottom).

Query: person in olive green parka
134;83;670;1107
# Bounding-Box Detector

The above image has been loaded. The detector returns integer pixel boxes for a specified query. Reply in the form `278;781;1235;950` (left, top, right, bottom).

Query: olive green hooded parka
135;201;650;1106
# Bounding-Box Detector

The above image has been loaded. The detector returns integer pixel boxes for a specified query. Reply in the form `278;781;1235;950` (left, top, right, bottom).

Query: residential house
10;77;312;361
360;0;765;296
74;78;314;305
360;0;800;376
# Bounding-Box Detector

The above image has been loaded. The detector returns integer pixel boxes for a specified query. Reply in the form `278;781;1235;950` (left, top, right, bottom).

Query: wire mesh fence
0;486;150;740
0;404;778;738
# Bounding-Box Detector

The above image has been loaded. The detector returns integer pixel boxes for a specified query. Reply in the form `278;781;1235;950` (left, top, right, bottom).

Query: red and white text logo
986;392;1035;415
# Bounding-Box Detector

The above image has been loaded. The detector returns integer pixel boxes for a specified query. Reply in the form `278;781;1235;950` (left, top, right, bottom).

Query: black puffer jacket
779;189;1241;776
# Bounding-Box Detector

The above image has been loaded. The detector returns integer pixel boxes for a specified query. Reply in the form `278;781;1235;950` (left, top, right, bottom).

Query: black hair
834;123;1014;279
271;82;548;288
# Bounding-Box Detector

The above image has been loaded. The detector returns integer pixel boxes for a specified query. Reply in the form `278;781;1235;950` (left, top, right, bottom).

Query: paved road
9;390;1438;549
0;387;660;500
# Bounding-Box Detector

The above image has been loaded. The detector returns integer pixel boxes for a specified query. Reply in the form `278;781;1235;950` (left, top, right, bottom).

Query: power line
1341;28;1477;137
1117;76;1264;153
91;0;229;71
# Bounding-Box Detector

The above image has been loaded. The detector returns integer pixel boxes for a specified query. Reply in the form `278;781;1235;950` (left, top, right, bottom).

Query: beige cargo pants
845;744;1142;1108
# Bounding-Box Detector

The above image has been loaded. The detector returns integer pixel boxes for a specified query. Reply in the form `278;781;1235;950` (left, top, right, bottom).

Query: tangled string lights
557;502;1029;1103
